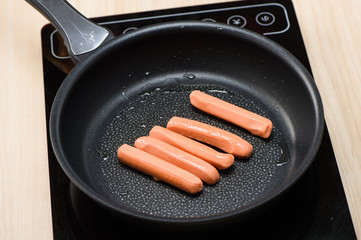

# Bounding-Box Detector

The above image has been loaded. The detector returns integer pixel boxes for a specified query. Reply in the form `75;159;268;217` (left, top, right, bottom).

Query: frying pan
27;0;324;232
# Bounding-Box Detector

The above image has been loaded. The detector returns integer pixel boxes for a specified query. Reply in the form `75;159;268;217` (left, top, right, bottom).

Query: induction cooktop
40;0;356;239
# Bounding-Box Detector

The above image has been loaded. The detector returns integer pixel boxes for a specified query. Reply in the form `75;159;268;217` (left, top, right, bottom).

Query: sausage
134;136;219;185
117;144;203;194
167;116;253;158
149;126;234;170
190;90;273;138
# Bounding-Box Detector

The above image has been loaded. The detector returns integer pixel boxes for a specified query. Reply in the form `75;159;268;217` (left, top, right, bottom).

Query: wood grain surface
1;0;360;239
293;1;361;238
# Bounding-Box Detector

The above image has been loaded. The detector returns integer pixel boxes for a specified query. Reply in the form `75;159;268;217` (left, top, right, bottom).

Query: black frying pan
27;0;324;232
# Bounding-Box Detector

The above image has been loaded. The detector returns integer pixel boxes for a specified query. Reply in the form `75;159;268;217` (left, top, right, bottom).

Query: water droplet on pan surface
183;73;196;79
96;148;109;161
276;143;290;167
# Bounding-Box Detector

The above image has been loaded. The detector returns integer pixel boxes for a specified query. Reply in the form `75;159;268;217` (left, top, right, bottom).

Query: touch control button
256;12;275;26
227;15;247;28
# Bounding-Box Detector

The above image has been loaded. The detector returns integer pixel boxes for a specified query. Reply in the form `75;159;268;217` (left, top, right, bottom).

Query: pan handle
25;0;115;63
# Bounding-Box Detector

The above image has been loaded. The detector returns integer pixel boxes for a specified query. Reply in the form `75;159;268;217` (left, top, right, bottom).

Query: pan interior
91;79;291;219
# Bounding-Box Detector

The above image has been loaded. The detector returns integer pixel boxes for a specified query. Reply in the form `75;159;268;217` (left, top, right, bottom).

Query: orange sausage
149;126;234;170
167;117;253;158
134;136;219;185
190;90;273;138
117;144;203;194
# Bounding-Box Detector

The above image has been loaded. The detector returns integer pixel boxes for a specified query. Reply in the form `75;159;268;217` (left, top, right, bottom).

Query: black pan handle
25;0;115;62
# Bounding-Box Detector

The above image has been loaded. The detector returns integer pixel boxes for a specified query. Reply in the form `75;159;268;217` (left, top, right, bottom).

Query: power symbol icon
256;12;275;26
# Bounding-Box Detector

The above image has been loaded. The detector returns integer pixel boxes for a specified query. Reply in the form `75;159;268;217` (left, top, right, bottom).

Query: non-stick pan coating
50;22;323;226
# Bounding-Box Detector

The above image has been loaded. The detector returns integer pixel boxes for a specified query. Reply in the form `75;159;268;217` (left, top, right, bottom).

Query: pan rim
49;20;324;224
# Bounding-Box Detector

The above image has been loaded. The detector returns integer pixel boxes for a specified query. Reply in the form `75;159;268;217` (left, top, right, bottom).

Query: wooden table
1;0;361;239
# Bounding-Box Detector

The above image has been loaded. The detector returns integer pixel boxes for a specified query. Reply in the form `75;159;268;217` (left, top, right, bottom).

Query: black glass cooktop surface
41;0;356;239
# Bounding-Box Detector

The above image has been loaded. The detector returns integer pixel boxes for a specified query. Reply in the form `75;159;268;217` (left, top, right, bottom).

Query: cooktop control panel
48;2;290;60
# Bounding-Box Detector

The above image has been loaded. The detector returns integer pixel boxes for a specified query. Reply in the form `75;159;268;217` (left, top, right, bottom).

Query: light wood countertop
1;0;361;239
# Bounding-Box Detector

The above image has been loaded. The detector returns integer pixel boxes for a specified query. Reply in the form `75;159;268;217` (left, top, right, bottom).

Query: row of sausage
117;90;273;194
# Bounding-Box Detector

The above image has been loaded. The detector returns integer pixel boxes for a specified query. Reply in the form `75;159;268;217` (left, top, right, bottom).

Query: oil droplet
274;104;280;112
121;91;129;100
140;92;151;97
276;143;290;167
207;89;228;94
183;73;196;80
97;149;109;160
